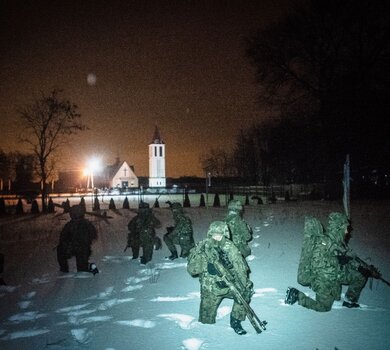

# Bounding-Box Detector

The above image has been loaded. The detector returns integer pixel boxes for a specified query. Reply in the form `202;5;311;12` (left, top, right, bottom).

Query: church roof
151;125;164;144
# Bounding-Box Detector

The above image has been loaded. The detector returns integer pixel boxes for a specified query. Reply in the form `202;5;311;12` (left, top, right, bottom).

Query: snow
0;197;390;349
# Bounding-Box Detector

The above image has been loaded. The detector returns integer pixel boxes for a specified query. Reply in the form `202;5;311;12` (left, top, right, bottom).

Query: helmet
228;199;243;212
139;202;150;209
207;221;230;239
327;212;349;242
171;202;183;211
70;205;85;219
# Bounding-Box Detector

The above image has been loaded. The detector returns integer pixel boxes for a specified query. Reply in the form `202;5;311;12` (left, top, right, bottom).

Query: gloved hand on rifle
358;265;381;279
337;254;353;265
218;249;233;269
207;262;221;276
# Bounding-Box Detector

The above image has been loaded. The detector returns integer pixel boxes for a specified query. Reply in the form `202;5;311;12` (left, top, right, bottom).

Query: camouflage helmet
171;202;183;212
304;216;324;237
207;221;230;239
326;212;349;242
138;202;150;209
228;199;243;212
70;204;85;219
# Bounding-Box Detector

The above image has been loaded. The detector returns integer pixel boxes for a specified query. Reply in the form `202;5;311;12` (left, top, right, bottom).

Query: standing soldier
163;202;194;260
225;199;253;258
126;202;161;265
285;212;376;311
187;221;254;335
57;205;98;273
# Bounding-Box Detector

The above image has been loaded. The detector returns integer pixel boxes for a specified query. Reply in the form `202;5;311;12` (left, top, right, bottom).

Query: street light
84;157;102;191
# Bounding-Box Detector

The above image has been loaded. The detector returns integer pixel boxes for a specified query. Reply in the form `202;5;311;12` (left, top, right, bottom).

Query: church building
148;126;166;188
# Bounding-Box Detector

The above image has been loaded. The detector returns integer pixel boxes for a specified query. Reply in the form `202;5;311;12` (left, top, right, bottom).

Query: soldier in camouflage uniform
224;199;253;258
57;205;98;273
285;212;370;311
187;221;254;335
126;202;161;265
163;202;194;260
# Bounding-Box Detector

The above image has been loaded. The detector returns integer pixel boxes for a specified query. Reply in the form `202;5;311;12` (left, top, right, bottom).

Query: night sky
0;0;296;177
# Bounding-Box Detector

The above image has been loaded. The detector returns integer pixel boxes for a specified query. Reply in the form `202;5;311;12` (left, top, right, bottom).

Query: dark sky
0;0;296;177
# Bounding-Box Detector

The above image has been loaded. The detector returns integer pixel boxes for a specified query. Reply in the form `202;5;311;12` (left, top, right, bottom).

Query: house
105;158;138;189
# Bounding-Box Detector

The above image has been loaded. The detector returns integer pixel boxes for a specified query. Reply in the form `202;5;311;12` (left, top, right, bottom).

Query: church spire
151;125;164;144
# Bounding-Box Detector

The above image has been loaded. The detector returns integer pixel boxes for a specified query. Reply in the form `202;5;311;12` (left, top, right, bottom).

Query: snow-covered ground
0;197;389;350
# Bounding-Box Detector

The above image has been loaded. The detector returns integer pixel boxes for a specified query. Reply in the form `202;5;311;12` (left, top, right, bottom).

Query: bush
183;193;191;207
31;200;40;214
123;197;130;209
79;197;86;212
109;198;116;210
93;197;100;211
47;198;55;213
0;198;6;215
199;194;205;207
16;198;24;214
213;193;220;207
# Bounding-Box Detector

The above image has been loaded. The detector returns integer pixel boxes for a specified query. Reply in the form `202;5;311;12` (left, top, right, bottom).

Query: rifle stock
205;246;267;333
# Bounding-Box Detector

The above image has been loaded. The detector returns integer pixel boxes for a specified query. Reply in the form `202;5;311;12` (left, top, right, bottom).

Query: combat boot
168;251;178;260
285;287;300;305
230;315;247;335
342;297;360;308
89;263;99;275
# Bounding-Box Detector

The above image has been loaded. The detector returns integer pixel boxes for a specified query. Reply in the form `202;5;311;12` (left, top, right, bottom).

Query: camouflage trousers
57;246;91;272
163;232;194;258
198;290;247;324
298;266;367;312
140;236;154;264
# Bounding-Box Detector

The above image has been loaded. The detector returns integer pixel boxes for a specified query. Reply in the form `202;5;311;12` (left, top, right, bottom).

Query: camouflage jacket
187;237;251;296
224;213;252;257
128;210;161;244
59;218;97;251
172;215;194;243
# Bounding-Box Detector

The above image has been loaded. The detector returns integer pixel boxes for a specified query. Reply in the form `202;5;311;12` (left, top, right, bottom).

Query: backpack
297;216;324;286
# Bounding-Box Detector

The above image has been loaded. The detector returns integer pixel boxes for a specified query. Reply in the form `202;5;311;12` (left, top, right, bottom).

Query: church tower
148;126;166;187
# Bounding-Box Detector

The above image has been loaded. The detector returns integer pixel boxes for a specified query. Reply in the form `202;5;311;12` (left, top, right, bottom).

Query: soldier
163;202;194;260
187;221;254;335
126;202;161;265
224;199;253;258
285;212;375;311
57;205;98;273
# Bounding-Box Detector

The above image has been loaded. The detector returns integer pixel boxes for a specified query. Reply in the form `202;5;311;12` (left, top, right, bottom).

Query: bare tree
18;90;86;211
246;0;390;176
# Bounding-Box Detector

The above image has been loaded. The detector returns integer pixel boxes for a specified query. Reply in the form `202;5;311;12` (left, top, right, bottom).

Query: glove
337;254;352;266
216;280;228;289
218;249;233;269
207;262;221;276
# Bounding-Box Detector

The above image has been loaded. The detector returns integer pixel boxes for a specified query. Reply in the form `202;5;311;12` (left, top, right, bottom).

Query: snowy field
0;197;389;350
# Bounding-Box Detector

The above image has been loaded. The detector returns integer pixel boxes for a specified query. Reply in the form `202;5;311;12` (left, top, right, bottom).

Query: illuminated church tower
148;126;166;188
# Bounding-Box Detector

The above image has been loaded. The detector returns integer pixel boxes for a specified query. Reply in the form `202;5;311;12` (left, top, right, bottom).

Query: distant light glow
87;73;97;86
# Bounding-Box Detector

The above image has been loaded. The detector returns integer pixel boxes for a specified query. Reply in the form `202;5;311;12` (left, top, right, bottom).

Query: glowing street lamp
84;157;102;191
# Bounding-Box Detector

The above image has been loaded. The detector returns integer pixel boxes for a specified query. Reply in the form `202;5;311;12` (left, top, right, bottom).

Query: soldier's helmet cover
171;202;183;212
138;202;150;209
228;199;243;212
327;212;349;242
70;204;85;220
207;221;230;239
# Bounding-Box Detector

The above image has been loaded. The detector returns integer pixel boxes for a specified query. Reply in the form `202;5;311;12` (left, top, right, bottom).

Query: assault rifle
204;246;267;334
353;255;390;287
